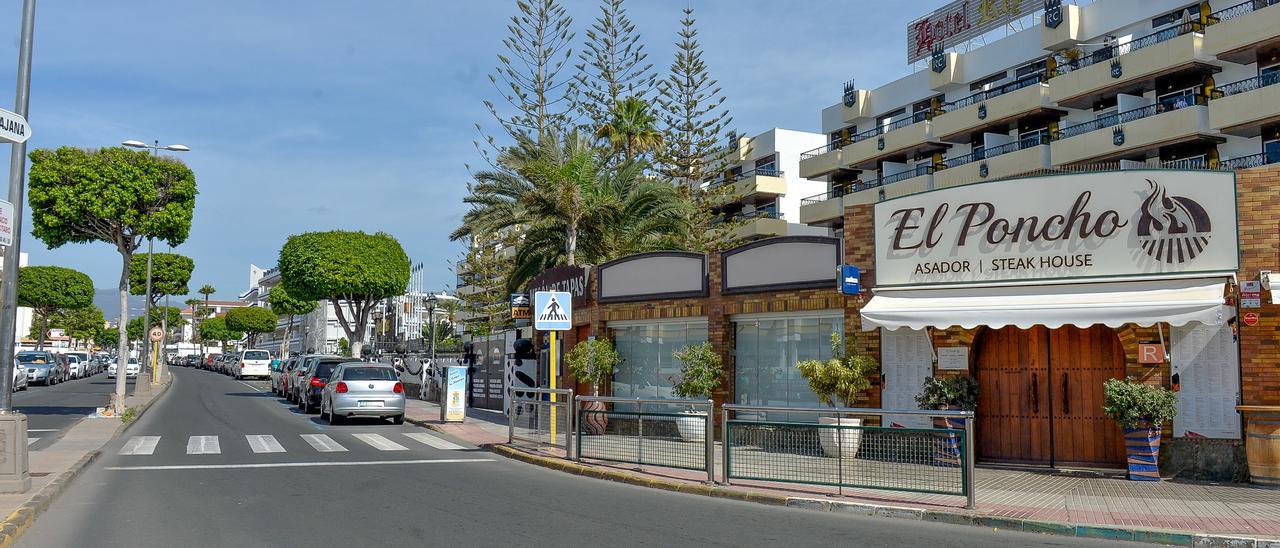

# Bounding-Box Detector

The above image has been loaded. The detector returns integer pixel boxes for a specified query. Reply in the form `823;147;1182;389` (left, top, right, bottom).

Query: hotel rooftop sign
907;0;1038;63
872;170;1239;287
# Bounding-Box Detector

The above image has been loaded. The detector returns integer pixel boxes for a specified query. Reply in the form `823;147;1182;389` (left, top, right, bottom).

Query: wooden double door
974;325;1126;467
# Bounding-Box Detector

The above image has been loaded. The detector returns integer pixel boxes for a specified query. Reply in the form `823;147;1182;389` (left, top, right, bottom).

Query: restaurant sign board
872;170;1239;287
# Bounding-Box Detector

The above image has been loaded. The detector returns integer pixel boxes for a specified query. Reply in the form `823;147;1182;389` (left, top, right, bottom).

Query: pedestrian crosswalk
119;431;468;456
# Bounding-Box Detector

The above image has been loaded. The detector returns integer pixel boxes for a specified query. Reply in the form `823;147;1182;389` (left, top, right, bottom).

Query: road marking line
26;437;37;446
186;435;221;455
104;458;493;471
300;434;347;452
237;380;263;392
402;432;466;450
28;429;57;432
351;433;408;451
246;434;285;453
119;436;161;456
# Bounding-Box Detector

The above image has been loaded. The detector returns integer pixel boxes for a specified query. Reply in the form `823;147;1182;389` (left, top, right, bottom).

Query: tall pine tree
573;0;655;136
655;7;733;187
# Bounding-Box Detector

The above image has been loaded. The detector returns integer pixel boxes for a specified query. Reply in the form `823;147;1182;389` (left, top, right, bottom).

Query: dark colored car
297;356;359;413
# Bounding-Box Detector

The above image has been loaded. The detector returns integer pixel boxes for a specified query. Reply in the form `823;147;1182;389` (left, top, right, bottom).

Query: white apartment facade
709;128;833;240
799;0;1280;232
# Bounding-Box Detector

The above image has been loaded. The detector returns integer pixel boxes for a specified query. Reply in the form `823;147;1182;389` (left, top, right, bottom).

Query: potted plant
1102;378;1178;481
670;342;724;443
915;375;980;466
565;338;620;435
796;333;878;458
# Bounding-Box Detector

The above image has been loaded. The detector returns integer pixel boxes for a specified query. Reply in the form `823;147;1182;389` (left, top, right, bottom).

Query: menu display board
1170;323;1241;439
880;329;934;430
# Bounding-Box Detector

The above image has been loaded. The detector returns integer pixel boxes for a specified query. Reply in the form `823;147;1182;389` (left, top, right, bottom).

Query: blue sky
0;0;933;307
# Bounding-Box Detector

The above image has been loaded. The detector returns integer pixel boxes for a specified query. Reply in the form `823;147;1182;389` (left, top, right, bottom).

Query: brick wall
1236;165;1280;406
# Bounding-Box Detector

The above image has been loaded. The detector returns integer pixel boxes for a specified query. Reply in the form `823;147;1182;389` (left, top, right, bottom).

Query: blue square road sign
533;291;573;331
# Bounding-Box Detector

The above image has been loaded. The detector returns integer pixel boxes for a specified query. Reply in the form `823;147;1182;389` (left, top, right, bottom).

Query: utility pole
0;0;37;493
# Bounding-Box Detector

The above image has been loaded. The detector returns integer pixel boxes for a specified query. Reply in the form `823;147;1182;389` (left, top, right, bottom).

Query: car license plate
358;401;381;407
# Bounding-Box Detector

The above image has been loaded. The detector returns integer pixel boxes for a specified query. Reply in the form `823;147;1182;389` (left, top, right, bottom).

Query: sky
0;0;936;311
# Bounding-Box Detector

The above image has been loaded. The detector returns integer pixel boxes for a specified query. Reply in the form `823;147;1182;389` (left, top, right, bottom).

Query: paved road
13;370;134;451
20;367;1137;547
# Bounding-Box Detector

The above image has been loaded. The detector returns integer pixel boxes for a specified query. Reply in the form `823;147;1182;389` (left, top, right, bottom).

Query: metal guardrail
576;396;714;482
942;133;1049;169
944;74;1043;112
1051;21;1202;78
1211;0;1279;23
721;405;976;509
1220;152;1276;170
707;165;783;189
509;387;574;457
800;140;845;160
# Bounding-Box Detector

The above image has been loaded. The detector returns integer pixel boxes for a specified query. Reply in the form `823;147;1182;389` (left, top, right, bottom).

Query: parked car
18;351;61;386
288;355;329;403
320;363;405;424
270;357;293;395
11;359;27;391
67;352;91;375
234;350;272;380
296;356;360;413
108;358;141;379
65;355;85;379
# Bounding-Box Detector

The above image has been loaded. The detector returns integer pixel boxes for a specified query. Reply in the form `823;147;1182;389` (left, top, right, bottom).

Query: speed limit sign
148;326;164;342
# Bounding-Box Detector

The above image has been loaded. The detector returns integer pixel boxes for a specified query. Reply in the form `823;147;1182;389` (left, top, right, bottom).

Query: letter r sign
1137;343;1165;364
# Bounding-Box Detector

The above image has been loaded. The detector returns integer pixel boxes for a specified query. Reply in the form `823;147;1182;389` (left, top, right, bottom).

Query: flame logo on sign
1136;179;1211;264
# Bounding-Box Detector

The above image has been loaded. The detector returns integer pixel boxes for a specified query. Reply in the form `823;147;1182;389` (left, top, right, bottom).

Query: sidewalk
403;398;1280;546
0;378;171;546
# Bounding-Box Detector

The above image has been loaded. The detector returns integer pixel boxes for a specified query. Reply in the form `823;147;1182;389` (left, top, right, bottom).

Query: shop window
611;321;708;402
733;314;842;420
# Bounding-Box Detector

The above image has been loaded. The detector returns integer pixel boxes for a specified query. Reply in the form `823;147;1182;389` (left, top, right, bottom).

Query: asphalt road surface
20;367;1139;547
14;370;134;451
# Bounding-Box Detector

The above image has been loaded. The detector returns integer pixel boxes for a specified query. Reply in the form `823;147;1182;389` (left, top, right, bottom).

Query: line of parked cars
267;354;406;425
186;349;274;380
14;350;115;391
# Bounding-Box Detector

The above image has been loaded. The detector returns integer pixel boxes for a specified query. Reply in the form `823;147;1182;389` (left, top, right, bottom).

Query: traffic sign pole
549;331;557;438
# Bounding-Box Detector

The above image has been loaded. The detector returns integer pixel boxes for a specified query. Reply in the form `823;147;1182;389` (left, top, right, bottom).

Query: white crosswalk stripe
351;433;408;451
26;437;37;446
119;436;161;456
300;434;347;453
402;432;466;450
186;435;221;455
246;435;285;453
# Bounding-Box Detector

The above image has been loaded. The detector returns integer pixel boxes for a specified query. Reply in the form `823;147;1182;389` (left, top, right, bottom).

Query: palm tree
197;284;215;353
595;96;663;163
184;297;202;341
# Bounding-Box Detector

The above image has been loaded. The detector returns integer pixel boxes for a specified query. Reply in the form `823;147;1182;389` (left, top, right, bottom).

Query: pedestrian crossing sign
533;291;572;331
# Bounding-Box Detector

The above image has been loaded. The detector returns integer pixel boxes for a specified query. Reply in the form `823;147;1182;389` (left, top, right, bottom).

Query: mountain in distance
93;289;148;322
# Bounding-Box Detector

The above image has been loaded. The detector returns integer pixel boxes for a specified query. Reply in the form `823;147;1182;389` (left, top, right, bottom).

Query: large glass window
733;314;843;412
610;321;708;400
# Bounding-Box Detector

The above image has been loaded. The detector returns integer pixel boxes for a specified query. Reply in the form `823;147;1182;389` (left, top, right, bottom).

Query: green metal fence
576;396;714;481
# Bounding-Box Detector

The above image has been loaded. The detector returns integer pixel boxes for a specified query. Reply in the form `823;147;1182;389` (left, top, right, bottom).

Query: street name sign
533;291;572;331
0;108;29;144
0;199;13;247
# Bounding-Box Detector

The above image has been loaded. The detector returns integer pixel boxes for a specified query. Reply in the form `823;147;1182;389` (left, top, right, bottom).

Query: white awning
860;277;1232;331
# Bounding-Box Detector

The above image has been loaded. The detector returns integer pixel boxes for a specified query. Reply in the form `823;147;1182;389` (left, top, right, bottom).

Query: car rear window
342;367;398;381
313;359;358;379
244;350;270;360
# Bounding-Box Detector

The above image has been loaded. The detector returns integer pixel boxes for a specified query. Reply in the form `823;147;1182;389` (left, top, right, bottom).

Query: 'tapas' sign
872;171;1239;287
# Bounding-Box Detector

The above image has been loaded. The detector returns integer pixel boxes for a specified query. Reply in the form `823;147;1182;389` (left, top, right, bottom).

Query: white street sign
0;108;29;144
0;199;13;247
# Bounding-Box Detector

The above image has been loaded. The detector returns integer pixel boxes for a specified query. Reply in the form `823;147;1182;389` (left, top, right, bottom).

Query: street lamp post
424;294;437;402
121;140;188;387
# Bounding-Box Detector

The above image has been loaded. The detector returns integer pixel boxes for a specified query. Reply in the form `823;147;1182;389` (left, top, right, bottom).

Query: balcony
1209;73;1280;136
1049;23;1214;108
1205;0;1280;64
709;165;787;206
730;210;788;240
1049;99;1222;165
798;141;844;179
799;187;846;227
839;114;947;170
932;76;1060;142
933;135;1052;189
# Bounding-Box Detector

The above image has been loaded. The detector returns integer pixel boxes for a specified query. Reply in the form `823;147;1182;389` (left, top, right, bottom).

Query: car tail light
309;378;326;388
393;382;404;394
335;382;348;394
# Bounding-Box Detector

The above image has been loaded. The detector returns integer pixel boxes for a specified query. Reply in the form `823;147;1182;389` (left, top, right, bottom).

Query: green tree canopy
224;306;277;346
38;306;106;348
129;252;194;306
278;231;410;358
268;284;316;358
17;265;95;349
126;306;184;341
198;316;242;346
28;146;196;413
596;97;663;163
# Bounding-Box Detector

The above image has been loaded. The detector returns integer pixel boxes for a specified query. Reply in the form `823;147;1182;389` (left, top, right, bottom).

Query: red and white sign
1137;343;1165;364
0;199;13;247
907;0;1038;63
1243;312;1260;326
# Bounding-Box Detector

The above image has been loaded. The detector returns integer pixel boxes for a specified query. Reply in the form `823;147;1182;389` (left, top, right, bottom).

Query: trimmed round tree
129;252;194;308
224;306;278;348
198;316;242;351
268;284;316;359
17;266;94;349
28;146;196;413
278;231;410;359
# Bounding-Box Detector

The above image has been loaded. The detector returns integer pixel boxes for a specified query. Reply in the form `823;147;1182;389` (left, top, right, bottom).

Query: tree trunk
566;222;578;266
36;311;47;350
114;251;132;415
279;314;293;359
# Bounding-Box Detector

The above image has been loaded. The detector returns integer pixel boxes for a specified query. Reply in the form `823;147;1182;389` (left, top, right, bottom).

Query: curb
0;377;175;548
475;440;1280;548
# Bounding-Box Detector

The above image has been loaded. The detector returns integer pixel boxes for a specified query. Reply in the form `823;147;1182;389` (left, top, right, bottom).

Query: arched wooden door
975;325;1126;467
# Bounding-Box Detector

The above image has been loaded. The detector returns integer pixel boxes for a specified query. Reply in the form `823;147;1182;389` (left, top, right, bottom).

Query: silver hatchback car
320;363;405;425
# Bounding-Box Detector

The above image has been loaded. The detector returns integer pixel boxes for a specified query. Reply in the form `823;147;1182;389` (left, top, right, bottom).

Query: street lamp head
121;140;147;148
164;144;190;152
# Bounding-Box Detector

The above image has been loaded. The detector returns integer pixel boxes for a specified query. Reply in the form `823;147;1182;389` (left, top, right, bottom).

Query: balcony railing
1052;95;1207;140
1051;21;1204;77
800;141;844;160
1210;0;1280;23
707;164;782;188
941;132;1050;169
943;74;1044;112
1213;71;1280;98
737;208;784;221
887;110;931;132
800;185;849;205
1220;152;1279;170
